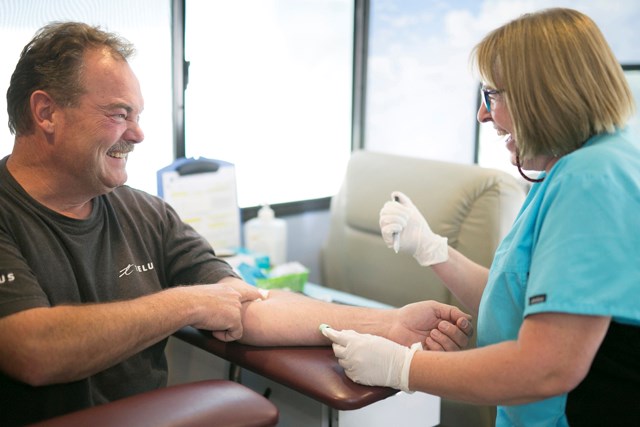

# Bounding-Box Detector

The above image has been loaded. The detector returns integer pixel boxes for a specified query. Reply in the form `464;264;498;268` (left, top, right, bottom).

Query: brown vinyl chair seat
27;379;278;427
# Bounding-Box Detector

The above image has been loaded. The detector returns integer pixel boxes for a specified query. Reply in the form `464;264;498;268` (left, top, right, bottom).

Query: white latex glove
379;191;448;266
322;327;422;392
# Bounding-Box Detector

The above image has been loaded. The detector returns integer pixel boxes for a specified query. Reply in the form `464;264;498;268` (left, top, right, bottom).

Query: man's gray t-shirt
0;156;237;425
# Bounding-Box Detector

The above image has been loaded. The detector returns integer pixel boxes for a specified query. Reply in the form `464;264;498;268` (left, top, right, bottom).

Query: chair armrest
174;326;397;410
28;379;278;427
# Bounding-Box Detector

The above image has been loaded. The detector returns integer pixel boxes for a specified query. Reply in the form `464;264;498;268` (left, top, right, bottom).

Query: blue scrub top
478;130;640;426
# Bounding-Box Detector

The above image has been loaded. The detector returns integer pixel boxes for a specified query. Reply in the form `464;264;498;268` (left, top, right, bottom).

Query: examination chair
28;379;279;427
321;150;527;427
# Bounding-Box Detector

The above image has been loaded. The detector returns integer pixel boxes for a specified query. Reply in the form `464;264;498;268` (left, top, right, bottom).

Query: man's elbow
3;360;52;387
1;347;69;387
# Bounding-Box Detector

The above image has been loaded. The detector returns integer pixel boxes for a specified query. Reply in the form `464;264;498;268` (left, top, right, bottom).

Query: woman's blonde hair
471;8;635;160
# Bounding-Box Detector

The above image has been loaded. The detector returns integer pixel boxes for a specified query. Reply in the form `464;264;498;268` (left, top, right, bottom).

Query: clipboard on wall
157;157;241;254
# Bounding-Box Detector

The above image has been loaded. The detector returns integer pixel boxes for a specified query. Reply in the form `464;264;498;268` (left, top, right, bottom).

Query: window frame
171;0;369;217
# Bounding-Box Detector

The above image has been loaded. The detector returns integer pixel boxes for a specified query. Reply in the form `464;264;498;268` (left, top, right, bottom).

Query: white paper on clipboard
158;159;240;253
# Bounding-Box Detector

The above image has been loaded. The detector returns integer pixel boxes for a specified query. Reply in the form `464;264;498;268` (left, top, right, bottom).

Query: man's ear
30;90;57;134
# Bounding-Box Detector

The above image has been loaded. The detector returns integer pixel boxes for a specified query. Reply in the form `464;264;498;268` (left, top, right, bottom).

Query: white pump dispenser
243;204;287;267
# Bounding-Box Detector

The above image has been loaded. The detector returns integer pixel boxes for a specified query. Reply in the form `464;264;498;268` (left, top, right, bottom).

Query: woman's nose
477;103;492;124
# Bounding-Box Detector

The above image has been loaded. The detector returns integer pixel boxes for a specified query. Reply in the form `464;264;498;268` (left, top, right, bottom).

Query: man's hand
386;300;473;350
188;278;267;342
218;276;269;302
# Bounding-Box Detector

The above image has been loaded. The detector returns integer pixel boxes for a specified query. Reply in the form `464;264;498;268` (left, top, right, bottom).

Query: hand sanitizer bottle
243;204;287;267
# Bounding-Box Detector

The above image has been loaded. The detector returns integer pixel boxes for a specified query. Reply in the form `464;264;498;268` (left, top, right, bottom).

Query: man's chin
104;175;128;191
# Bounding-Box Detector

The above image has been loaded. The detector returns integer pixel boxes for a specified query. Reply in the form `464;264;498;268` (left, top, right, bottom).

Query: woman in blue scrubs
323;8;640;426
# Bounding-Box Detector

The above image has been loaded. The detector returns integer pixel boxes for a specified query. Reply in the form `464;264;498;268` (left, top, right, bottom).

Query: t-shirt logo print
119;262;155;278
0;272;16;285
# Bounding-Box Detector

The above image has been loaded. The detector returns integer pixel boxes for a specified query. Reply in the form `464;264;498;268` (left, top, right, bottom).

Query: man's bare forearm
239;290;394;346
0;287;209;385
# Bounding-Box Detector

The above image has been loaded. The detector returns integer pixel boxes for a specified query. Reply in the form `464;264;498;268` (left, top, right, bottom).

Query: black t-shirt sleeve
0;229;50;318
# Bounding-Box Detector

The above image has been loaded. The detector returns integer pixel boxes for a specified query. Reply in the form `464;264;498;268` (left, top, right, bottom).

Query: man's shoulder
105;186;173;221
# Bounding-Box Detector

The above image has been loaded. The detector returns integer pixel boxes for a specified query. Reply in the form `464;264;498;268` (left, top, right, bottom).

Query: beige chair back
321;149;526;310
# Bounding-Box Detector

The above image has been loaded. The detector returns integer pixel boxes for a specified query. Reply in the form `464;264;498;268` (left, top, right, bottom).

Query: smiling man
7;46;144;218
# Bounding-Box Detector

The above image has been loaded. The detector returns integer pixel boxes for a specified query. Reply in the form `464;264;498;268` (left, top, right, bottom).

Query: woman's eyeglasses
481;87;502;113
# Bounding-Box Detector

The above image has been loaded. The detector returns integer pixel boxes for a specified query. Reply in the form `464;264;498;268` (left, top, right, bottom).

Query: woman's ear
30;90;57;134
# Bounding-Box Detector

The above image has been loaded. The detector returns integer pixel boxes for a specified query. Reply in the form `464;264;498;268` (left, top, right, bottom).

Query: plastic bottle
243;204;287;267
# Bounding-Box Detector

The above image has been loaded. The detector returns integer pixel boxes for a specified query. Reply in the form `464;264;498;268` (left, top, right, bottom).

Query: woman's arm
326;312;610;405
410;312;609;404
430;246;489;317
379;192;488;316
